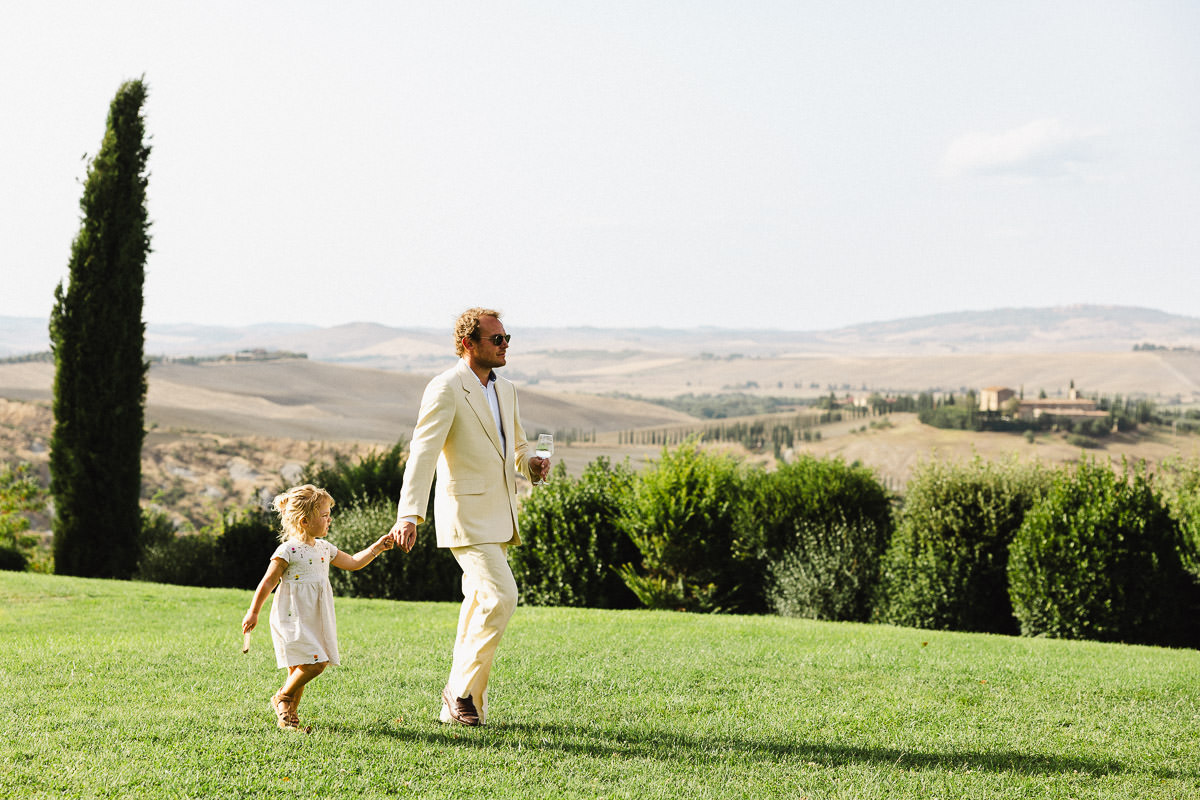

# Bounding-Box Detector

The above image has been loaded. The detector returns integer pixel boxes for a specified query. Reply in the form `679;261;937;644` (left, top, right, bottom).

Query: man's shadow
330;718;1191;783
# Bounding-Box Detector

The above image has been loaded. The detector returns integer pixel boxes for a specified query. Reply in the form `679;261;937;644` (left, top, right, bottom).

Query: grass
1;572;1197;799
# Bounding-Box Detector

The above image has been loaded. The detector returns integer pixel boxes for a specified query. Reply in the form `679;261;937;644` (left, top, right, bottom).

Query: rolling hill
5;306;1200;439
6;305;1200;363
0;359;695;443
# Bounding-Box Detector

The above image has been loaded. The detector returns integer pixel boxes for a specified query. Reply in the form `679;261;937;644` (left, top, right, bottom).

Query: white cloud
941;119;1104;181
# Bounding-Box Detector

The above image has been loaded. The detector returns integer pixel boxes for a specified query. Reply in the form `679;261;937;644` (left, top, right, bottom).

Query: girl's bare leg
277;663;327;722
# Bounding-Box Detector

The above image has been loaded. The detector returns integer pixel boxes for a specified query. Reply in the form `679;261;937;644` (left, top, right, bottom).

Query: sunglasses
475;333;511;346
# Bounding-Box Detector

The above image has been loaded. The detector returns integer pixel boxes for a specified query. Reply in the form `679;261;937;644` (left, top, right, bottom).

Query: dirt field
513;348;1200;402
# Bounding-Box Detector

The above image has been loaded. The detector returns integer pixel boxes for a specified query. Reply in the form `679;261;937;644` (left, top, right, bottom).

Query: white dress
269;538;340;668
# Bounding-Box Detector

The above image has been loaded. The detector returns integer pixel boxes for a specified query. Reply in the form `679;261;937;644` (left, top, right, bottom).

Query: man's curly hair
454;307;502;358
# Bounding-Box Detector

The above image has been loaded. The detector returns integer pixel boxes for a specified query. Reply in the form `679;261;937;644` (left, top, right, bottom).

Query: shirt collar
461;359;497;388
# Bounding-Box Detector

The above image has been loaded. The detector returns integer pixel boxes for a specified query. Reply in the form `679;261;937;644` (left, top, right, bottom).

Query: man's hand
531;456;551;482
389;520;418;553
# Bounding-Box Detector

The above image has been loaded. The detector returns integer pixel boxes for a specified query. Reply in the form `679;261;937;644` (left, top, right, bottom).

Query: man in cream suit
390;308;548;726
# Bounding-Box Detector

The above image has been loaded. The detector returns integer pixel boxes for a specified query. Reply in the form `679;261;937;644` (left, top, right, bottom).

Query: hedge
1008;459;1194;646
877;458;1049;634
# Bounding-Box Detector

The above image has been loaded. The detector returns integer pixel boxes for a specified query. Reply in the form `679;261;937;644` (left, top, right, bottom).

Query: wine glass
533;433;554;485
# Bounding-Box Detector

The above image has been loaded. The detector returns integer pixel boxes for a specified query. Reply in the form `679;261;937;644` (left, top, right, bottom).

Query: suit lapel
457;360;504;458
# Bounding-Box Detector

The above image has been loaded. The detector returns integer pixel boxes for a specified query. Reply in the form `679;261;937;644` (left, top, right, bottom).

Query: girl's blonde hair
272;484;334;542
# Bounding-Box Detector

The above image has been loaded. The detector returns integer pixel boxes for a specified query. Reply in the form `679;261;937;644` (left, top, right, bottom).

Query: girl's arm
331;534;395;571
242;557;286;633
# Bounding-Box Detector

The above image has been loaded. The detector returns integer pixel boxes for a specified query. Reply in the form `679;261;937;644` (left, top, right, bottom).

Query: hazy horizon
3;3;1197;334
3;303;1199;336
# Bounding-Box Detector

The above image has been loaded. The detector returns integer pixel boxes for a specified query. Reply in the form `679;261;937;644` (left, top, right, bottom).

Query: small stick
242;632;252;654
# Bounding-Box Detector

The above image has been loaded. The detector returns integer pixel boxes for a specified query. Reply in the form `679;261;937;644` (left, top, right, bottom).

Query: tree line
916;389;1158;436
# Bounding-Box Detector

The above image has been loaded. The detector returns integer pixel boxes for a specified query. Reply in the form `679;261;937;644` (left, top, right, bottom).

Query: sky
2;1;1198;333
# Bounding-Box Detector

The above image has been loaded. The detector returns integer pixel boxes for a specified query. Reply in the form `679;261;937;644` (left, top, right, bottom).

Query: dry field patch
517;348;1200;402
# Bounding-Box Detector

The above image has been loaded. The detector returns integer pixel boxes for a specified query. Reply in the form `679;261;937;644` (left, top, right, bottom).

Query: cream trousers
446;542;518;707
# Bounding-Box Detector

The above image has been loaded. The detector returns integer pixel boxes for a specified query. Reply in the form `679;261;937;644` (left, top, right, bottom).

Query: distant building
983;385;1109;422
979;386;1016;412
1018;398;1109;422
978;385;1111;423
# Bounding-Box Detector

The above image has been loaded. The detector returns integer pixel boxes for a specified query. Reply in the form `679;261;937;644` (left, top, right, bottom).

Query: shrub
139;507;176;552
616;441;755;612
510;458;639;609
877;458;1049;634
748;456;892;558
327;498;460;602
0;546;28;572
135;506;278;589
919;403;980;431
0;463;45;566
745;455;893;614
1065;433;1102;449
1008;459;1193;646
1158;457;1200;581
215;507;279;590
302;440;407;505
767;518;887;621
135;531;221;587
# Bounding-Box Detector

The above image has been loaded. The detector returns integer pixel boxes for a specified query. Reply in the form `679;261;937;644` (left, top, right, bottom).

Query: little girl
241;484;394;730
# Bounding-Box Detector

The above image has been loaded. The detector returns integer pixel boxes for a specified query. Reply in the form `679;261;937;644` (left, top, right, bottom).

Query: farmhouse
979;386;1015;412
982;385;1110;423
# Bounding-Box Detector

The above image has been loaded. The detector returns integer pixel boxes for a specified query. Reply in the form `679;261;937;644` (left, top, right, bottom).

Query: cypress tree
50;79;151;578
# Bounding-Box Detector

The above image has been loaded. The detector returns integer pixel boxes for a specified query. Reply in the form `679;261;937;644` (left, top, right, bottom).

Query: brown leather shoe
441;686;481;726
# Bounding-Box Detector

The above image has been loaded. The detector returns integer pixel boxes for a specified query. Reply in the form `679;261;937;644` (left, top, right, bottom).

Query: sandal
271;693;299;730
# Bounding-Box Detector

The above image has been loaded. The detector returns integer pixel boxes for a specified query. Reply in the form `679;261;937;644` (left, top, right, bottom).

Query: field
3;572;1198;799
512;348;1200;402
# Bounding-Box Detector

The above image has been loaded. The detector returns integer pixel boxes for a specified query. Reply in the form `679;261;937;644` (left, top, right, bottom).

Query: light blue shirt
478;369;506;457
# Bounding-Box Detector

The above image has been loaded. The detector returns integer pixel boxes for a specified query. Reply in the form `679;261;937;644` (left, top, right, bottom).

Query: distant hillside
819;306;1200;354
0;359;695;442
5;306;1199;364
6;306;1200;404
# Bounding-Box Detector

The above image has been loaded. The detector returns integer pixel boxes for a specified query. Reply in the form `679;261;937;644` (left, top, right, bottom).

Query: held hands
374;532;396;554
389;520;418;553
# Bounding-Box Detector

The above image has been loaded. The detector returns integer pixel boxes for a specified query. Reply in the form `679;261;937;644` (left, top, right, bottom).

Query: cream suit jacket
397;359;534;548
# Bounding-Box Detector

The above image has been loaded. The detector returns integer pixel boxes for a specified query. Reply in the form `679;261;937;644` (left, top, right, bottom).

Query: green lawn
1;572;1197;799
